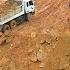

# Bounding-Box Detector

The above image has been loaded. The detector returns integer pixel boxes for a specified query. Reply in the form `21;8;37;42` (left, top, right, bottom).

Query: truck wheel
25;14;28;21
25;13;31;21
10;20;17;29
2;24;10;33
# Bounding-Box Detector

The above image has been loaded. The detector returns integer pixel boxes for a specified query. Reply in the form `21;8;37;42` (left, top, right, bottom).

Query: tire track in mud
45;0;67;18
37;0;66;16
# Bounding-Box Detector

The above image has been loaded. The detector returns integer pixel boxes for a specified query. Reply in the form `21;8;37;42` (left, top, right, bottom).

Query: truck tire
27;13;32;20
25;13;32;21
9;20;17;29
2;24;10;33
25;14;28;21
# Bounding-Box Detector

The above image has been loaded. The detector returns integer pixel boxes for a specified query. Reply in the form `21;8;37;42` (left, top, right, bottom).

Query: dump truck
0;0;35;32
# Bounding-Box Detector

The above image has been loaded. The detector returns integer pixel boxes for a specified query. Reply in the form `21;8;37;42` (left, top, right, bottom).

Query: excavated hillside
0;0;69;70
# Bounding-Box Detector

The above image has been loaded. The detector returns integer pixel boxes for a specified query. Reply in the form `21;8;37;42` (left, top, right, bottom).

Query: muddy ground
0;0;70;70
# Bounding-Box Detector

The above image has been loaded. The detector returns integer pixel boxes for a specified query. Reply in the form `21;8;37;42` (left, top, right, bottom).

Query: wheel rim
2;24;10;33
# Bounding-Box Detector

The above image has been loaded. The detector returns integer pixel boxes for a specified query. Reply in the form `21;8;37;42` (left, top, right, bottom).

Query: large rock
29;52;37;62
37;48;47;61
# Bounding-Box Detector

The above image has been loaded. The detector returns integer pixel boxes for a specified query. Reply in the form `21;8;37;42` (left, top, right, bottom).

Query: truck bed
0;6;22;21
0;1;23;24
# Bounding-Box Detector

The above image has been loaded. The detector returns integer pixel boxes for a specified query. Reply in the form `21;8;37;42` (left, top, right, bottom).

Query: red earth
0;0;69;70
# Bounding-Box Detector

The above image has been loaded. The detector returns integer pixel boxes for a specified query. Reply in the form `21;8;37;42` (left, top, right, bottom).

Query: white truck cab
23;0;35;13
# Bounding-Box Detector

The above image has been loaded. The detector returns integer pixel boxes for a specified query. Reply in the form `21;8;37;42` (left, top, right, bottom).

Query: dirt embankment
0;0;69;70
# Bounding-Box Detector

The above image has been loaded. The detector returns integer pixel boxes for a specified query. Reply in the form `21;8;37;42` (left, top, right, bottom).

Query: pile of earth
0;0;18;15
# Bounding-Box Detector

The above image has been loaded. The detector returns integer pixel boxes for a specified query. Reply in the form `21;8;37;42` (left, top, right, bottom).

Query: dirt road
0;0;69;70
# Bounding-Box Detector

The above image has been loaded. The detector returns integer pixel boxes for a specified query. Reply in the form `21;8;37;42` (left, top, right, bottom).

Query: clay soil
0;0;70;70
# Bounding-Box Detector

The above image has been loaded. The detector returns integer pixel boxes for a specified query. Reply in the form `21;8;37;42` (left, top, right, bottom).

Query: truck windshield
29;1;33;5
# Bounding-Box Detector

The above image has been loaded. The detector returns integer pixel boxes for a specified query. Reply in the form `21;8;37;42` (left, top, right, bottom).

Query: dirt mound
0;1;18;15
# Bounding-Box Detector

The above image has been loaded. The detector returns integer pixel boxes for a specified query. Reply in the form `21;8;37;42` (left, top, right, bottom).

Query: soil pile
0;1;18;15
